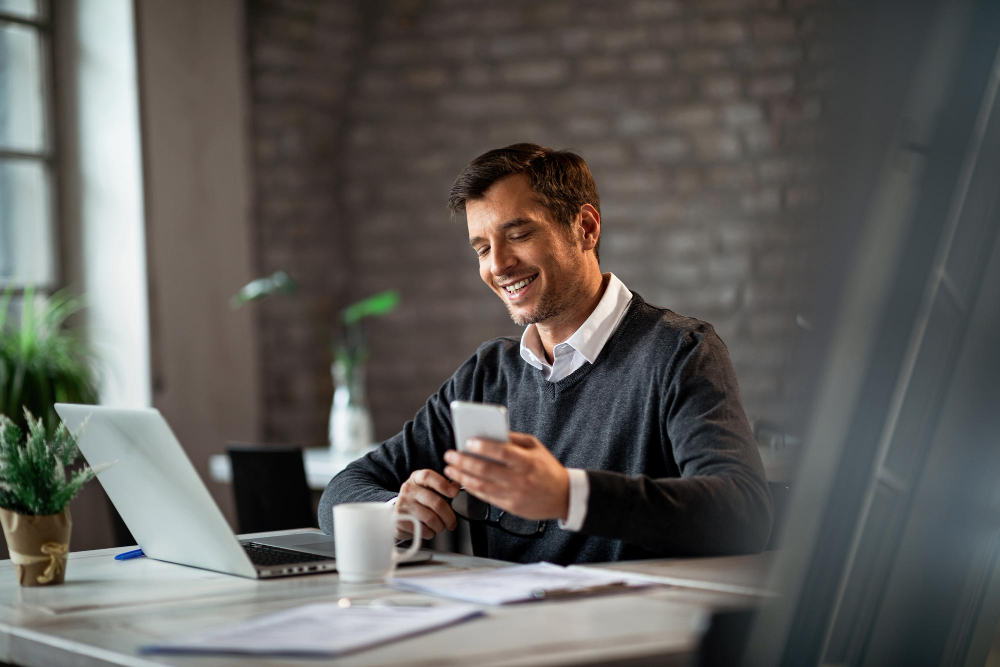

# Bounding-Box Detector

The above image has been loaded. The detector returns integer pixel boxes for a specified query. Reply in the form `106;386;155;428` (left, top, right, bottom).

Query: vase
329;358;374;455
0;507;71;586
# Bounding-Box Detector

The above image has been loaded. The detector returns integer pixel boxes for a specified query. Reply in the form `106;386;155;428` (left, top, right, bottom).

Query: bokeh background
1;0;828;552
245;0;829;446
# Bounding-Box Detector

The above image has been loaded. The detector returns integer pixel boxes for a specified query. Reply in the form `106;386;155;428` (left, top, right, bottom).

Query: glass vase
328;358;374;455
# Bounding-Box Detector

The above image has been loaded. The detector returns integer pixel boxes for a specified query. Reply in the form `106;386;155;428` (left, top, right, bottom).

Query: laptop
53;404;431;579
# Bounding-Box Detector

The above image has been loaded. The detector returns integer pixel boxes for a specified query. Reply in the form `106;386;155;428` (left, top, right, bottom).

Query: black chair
227;443;316;534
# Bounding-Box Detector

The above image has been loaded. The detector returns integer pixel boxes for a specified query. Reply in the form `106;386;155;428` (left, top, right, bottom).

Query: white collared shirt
519;273;633;532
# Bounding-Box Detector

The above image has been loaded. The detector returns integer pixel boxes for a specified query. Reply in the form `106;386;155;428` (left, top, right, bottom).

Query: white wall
55;0;151;554
133;0;261;523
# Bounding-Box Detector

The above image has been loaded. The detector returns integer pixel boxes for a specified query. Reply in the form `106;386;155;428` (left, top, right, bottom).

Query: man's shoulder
473;335;523;366
628;292;720;345
446;336;521;380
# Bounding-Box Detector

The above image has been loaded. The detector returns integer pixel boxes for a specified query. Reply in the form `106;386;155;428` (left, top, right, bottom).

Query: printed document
391;562;655;604
141;603;482;657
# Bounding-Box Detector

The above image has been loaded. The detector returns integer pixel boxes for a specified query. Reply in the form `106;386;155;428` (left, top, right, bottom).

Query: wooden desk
0;531;775;666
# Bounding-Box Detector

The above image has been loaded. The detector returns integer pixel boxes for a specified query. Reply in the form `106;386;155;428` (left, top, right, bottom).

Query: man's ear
578;204;601;252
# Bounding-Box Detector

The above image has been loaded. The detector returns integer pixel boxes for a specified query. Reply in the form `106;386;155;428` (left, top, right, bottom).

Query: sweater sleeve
317;353;477;535
579;325;773;556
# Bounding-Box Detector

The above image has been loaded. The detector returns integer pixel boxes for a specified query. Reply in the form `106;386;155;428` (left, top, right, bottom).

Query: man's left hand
442;432;570;521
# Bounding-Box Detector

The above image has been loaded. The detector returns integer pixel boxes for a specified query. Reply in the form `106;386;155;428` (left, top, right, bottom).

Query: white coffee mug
333;502;422;583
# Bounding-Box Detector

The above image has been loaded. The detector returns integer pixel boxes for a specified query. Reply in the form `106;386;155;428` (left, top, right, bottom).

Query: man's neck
535;272;608;364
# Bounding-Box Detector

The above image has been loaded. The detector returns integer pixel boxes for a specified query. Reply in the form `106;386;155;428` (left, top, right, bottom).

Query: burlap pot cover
0;507;71;587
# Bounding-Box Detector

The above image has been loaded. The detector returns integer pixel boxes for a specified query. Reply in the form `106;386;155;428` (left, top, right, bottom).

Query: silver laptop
54;404;430;579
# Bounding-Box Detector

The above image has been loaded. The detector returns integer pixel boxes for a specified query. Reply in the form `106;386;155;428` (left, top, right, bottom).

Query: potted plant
329;290;400;454
0;287;100;435
230;273;400;454
0;410;110;586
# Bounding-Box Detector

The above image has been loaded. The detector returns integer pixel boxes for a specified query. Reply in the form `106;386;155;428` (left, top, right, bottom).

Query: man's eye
510;233;531;241
476;247;489;258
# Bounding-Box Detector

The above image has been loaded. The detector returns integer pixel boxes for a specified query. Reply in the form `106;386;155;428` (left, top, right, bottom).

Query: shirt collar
519;273;633;369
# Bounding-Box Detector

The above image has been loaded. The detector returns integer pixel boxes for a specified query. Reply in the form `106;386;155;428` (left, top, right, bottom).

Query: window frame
0;0;60;294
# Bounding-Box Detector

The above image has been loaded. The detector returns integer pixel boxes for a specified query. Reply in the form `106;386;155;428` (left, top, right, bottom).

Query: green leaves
341;290;401;325
230;271;297;309
0;287;100;435
0;409;107;515
0;410;93;514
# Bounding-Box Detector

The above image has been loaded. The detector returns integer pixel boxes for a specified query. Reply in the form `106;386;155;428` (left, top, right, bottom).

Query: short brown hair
448;143;601;261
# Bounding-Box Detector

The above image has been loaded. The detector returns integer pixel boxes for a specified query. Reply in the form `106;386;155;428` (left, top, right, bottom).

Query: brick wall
246;0;829;446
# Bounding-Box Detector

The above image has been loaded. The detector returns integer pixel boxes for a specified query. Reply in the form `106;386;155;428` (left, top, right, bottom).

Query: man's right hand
394;469;460;541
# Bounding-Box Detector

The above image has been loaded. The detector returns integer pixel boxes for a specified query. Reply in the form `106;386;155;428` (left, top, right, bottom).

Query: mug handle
392;514;423;564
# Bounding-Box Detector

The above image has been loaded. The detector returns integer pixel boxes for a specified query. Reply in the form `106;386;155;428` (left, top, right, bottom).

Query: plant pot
0;507;71;587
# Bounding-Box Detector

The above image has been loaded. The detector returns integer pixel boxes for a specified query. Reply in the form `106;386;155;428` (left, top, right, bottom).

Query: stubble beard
503;258;589;328
505;283;563;327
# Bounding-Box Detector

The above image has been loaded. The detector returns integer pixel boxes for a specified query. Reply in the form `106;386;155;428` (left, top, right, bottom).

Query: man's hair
448;143;601;261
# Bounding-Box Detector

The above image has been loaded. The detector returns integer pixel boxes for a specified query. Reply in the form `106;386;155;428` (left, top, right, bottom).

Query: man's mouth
500;274;538;301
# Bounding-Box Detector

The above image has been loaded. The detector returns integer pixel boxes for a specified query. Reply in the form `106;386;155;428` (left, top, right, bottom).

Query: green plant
0;410;110;516
0;287;100;435
335;290;401;384
230;270;297;309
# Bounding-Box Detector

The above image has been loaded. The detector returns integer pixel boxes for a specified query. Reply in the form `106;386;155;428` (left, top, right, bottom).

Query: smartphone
449;400;509;464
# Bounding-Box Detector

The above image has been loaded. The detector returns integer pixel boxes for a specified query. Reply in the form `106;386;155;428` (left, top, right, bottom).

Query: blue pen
114;548;145;561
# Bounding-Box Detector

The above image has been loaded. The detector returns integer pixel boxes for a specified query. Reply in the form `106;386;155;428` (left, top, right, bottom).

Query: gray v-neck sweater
318;292;772;564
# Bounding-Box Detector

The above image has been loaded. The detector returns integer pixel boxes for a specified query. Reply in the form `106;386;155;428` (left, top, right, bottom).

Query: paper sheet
141;603;483;657
390;562;654;604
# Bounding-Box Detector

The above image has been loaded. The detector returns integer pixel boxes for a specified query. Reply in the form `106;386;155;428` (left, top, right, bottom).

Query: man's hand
394;469;460;541
443;432;570;521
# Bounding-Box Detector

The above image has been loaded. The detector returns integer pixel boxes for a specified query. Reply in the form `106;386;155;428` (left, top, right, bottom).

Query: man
318;143;772;564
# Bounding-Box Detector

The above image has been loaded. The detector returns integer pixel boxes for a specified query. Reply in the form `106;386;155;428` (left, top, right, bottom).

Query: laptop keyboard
241;541;334;566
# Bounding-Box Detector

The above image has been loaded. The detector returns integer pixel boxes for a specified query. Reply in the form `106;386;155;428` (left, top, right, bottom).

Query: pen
530;581;633;600
114;548;145;561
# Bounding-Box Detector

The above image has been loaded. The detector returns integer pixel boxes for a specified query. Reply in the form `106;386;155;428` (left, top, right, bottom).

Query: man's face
466;174;590;327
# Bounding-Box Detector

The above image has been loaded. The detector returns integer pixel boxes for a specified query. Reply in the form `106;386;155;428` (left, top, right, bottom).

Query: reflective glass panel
0;0;39;20
0;158;55;286
0;21;46;152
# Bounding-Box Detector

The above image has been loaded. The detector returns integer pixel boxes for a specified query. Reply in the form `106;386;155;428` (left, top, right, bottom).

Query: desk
0;530;776;666
208;447;376;491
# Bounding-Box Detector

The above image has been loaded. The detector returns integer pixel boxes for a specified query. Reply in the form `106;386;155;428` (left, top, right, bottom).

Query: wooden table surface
0;531;776;667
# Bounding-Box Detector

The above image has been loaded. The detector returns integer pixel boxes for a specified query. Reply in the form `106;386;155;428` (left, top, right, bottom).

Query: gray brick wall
246;0;830;446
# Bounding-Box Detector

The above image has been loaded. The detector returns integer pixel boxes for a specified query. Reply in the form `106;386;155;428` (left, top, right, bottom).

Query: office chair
227;443;316;534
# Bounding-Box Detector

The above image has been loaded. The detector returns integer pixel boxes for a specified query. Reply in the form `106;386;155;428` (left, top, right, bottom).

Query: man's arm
317;353;476;536
580;326;773;556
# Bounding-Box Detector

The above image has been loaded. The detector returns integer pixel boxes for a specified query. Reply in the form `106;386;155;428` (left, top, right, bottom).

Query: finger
413;469;461;498
465;439;525;467
403;500;447;535
507;431;539;448
445;450;516;480
396;510;438;540
444;465;506;499
412;486;458;531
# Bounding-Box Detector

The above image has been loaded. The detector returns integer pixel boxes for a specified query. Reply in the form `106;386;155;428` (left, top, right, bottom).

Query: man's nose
490;242;515;276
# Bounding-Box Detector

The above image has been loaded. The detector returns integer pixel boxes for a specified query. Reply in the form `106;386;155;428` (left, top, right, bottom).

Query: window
0;0;56;289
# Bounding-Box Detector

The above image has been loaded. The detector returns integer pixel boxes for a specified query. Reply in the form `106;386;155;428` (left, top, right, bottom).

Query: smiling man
319;143;772;564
